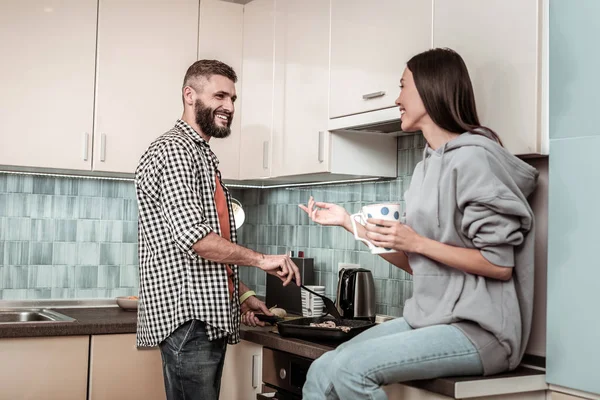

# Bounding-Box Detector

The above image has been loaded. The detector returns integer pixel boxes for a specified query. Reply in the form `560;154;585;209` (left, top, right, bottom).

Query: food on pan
310;320;351;333
269;307;287;318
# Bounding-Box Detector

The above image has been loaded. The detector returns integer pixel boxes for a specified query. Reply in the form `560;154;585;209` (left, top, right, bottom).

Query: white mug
350;203;403;254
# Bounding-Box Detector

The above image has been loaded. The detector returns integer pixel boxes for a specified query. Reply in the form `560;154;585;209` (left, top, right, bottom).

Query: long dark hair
406;48;502;146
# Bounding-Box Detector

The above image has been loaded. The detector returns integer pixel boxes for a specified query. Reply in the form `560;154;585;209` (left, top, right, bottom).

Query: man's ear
182;86;195;106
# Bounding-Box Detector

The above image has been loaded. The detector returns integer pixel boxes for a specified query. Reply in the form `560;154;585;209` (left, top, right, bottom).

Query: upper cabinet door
434;0;544;155
93;0;199;173
239;0;275;180
329;0;432;119
198;0;244;181
0;0;97;170
271;0;330;177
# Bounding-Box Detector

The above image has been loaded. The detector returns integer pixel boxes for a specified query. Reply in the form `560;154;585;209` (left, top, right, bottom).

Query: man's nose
222;98;234;112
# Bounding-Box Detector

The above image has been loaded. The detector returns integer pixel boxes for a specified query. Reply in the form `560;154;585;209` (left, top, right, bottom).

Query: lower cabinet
89;333;165;400
220;340;263;400
384;384;547;400
0;335;89;400
548;392;589;400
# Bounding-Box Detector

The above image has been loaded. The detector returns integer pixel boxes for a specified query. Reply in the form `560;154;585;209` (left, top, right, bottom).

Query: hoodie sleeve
455;148;534;268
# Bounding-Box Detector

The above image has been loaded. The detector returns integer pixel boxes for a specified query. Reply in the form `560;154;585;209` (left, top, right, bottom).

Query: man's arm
193;233;301;287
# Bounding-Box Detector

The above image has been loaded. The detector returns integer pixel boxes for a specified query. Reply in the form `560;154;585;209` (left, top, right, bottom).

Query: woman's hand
299;196;351;229
365;218;424;253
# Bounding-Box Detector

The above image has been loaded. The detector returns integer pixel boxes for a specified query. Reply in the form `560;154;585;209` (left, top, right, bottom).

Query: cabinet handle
318;131;325;163
251;354;260;389
100;133;106;162
362;91;386;100
83;133;89;161
262;141;269;170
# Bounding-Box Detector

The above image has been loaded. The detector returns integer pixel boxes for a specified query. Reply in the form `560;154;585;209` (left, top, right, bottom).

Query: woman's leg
302;318;414;400
329;324;483;400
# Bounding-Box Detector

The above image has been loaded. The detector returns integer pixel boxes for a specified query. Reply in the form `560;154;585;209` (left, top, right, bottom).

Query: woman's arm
341;217;412;275
366;220;512;281
299;197;412;274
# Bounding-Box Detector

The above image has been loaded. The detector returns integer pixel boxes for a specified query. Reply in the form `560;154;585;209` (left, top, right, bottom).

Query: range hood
328;106;406;136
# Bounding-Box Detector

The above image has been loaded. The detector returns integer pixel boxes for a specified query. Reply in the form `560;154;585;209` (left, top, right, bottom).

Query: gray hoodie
403;132;538;375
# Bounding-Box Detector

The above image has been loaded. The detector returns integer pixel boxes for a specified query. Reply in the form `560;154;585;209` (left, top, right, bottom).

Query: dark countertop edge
0;322;138;338
0;307;138;338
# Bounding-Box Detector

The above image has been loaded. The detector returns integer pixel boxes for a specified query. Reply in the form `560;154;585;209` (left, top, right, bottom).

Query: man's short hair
182;59;238;90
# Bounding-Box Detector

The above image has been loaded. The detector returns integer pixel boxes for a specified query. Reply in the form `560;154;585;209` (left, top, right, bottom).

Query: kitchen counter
0;306;547;399
239;324;547;399
0;306;137;338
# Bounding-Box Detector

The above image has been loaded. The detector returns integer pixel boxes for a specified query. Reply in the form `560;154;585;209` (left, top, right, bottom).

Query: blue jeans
303;318;484;400
159;320;227;400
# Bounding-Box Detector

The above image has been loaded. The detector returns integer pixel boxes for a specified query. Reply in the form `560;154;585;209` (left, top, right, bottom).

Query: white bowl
116;296;138;311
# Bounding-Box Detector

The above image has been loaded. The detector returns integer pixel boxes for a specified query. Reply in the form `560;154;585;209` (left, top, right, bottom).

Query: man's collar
175;119;209;147
175;119;220;168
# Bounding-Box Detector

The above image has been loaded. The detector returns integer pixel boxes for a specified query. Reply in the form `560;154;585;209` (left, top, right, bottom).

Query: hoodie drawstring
436;144;446;228
421;142;445;228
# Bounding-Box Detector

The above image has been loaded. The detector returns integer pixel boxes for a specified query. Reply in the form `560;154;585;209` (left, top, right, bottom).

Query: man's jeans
159;320;227;400
302;318;484;400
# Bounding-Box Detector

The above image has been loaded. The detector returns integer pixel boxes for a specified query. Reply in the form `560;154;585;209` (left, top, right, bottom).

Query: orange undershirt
214;175;235;300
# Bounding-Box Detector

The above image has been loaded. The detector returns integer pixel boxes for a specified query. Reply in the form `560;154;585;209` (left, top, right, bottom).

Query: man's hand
241;296;272;327
257;255;301;287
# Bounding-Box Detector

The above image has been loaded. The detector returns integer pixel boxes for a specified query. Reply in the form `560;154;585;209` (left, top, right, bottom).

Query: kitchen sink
0;309;76;324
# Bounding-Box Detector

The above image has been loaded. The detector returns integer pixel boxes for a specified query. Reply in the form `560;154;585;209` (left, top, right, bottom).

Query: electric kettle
336;268;376;321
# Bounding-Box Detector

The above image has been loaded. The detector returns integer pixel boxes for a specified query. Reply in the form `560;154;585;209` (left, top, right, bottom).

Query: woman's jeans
303;318;484;400
159;320;227;400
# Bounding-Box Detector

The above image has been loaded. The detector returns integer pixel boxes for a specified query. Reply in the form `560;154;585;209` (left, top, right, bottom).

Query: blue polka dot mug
350;203;404;254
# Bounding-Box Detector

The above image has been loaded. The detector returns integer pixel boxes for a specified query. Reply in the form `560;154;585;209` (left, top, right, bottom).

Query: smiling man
134;60;300;400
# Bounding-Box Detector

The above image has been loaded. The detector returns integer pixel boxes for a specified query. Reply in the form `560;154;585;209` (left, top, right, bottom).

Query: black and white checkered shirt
135;119;240;347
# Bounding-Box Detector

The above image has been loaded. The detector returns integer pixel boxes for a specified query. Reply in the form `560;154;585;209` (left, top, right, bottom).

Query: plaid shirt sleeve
157;141;213;258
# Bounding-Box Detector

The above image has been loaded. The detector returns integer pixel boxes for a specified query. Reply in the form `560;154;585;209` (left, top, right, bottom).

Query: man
135;59;300;400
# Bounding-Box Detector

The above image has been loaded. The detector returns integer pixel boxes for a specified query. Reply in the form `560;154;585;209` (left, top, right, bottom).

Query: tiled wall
0;174;139;299
236;134;427;317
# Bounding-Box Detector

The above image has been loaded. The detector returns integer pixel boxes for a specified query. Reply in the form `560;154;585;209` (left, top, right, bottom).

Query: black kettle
336;268;376;321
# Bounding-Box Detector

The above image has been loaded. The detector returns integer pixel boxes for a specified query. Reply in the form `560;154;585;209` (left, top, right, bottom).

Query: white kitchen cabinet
220;340;263;400
239;0;275;180
198;0;244;181
0;0;97;171
93;0;199;173
88;333;165;400
433;0;547;155
0;336;89;400
243;0;397;182
270;0;330;177
329;0;433;119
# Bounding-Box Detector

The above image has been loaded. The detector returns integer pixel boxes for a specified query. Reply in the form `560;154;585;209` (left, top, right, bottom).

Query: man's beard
194;99;232;139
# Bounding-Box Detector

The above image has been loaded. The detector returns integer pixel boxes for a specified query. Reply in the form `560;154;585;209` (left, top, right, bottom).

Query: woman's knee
304;350;338;396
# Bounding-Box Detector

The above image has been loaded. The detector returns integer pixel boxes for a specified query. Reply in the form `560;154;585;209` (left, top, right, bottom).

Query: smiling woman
299;48;539;400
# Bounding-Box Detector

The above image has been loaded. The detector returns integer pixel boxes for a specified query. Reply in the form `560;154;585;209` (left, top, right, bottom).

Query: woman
299;48;539;400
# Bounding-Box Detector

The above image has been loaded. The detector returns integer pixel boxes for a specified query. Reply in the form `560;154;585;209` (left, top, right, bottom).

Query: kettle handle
350;213;376;250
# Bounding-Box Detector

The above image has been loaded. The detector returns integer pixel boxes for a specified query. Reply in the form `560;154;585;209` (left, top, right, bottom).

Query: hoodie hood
422;132;539;227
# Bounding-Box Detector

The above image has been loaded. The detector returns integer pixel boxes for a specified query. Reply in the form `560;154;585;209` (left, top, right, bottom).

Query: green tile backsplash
0;174;139;300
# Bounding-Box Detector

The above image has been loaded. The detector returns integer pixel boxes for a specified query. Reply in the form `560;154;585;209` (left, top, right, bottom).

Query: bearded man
134;60;300;400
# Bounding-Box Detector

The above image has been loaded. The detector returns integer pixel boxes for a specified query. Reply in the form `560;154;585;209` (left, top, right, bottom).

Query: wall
546;0;600;394
0;174;139;299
